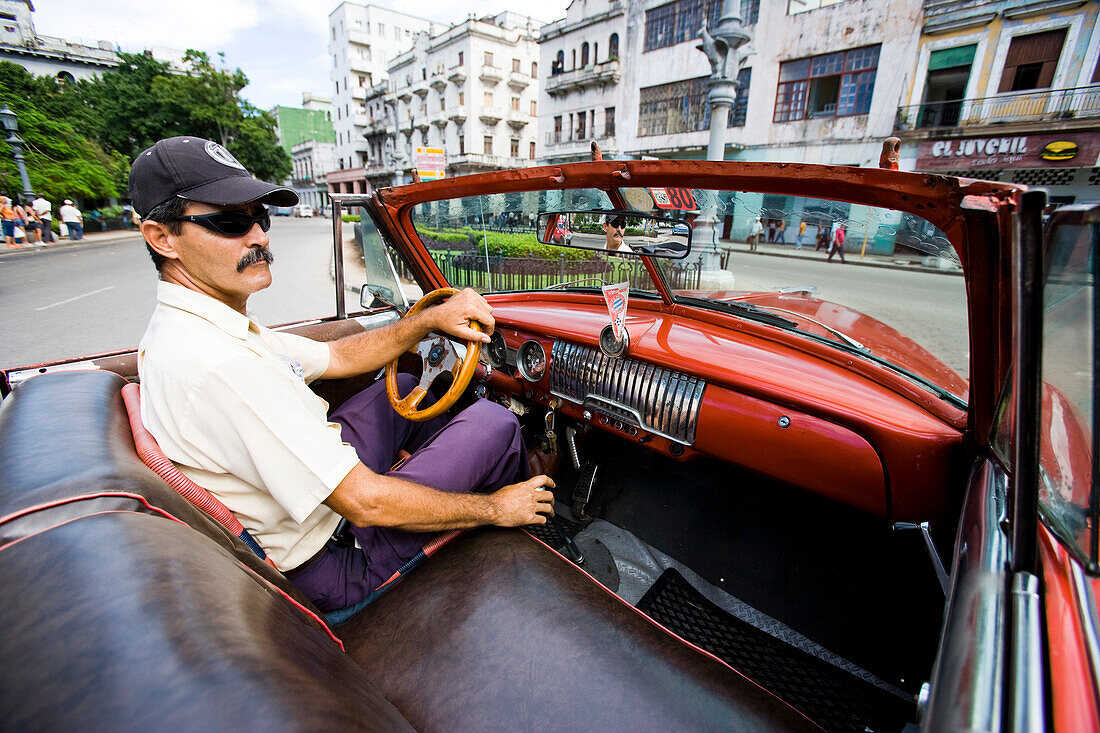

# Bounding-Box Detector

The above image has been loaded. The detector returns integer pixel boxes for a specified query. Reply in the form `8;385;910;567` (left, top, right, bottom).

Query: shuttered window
998;28;1066;92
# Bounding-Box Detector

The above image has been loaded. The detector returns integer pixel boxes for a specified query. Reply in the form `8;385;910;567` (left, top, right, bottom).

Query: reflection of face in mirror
602;215;629;251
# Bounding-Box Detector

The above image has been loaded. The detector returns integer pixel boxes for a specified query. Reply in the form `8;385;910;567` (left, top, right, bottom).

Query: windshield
410;187;968;399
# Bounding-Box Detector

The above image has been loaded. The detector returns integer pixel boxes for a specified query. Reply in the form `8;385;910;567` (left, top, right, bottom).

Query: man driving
131;136;554;612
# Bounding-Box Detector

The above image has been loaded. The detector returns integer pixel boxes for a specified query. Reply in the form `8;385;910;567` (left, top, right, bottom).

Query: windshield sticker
602;282;629;342
650;187;697;210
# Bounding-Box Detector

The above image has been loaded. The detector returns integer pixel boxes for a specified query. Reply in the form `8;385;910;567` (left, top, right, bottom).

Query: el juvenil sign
915;132;1100;171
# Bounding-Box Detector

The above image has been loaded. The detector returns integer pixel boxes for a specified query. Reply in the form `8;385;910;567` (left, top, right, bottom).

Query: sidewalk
720;238;964;276
0;228;144;259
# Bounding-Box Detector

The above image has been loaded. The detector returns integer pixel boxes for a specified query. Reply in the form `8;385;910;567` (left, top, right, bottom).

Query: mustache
237;247;274;272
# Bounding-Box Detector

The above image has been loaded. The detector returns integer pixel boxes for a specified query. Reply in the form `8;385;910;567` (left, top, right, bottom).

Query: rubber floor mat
522;513;579;551
637;568;914;732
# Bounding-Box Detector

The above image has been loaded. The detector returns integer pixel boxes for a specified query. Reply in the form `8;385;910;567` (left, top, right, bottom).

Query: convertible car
0;157;1096;732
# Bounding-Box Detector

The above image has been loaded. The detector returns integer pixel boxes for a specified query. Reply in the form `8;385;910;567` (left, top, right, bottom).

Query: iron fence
387;247;703;293
895;85;1100;131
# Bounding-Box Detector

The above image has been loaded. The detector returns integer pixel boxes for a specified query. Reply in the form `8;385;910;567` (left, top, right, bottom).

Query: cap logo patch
204;141;246;170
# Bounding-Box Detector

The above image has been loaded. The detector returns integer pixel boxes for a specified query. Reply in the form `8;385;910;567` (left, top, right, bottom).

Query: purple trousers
287;375;526;612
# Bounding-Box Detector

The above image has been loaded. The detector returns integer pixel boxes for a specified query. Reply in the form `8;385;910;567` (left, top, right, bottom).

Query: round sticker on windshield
204;141;246;170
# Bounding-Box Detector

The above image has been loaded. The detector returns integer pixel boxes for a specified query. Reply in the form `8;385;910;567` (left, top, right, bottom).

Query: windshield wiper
675;296;799;330
745;304;866;350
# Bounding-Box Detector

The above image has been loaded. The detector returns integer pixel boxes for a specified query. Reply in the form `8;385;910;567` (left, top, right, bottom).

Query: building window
511;138;520;157
638;76;711;136
530;141;536;159
998;28;1067;92
512;58;521;72
741;0;759;24
553;115;563;144
359;75;366;86
788;0;842;14
511;96;520;111
458;51;464;65
773;44;879;122
484;91;494;107
458;91;465;105
530;100;537;115
609;33;619;60
484;51;494;67
421;130;428;146
484;135;493;155
440;96;446;111
576;111;587;139
459;135;465;154
378;23;384;34
729;67;751;126
581;42;590;67
532;61;538;77
605;106;616;137
554;51;564;74
644;0;722;53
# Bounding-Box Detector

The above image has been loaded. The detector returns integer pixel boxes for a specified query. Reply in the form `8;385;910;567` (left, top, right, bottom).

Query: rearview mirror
535;210;692;259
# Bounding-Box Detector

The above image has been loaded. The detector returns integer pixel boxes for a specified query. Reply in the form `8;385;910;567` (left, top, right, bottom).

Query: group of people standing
1;194;84;248
746;216;848;262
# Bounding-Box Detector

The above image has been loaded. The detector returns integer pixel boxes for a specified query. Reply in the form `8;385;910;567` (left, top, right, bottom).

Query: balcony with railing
896;85;1100;132
447;65;467;84
543;130;616;157
546;60;621;97
479;65;503;84
479;107;504;125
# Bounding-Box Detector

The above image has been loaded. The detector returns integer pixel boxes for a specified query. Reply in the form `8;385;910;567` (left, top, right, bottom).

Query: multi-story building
327;2;443;194
291;139;338;212
540;0;919;169
273;94;337;211
895;0;1100;205
0;0;184;82
364;12;542;190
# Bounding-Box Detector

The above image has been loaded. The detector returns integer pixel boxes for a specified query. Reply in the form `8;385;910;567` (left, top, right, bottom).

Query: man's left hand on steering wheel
386;288;493;422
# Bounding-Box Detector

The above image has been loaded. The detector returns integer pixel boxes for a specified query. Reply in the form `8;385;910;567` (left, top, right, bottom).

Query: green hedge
342;214;361;223
418;226;591;260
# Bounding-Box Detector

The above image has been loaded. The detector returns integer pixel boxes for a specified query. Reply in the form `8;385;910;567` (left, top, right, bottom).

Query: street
1;220;967;379
0;216;338;367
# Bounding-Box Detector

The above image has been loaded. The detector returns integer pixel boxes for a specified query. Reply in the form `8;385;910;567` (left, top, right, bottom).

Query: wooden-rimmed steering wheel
385;288;484;422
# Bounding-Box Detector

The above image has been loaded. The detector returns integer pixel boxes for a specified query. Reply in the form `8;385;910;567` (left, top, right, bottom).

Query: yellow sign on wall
416;147;446;181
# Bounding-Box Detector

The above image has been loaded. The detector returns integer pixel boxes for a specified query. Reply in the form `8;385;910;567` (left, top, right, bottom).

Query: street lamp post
0;105;35;204
693;0;751;286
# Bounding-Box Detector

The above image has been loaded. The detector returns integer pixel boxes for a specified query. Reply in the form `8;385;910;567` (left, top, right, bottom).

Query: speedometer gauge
516;340;547;382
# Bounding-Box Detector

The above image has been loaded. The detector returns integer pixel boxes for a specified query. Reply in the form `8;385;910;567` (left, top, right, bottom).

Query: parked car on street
294;204;314;218
1;159;1096;731
268;204;294;216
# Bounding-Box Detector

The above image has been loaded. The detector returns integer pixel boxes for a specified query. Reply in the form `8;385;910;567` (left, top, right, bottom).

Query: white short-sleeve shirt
138;282;360;569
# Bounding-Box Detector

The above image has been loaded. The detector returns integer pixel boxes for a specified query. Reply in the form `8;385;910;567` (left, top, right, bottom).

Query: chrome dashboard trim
549;340;705;445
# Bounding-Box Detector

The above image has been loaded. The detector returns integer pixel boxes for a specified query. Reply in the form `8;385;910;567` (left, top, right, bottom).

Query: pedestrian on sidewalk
815;225;829;251
19;200;43;244
766;219;776;243
796;220;807;249
122;201;135;229
749;217;763;252
2;196;19;248
60;199;84;241
828;225;847;263
776;220;787;244
32;194;55;243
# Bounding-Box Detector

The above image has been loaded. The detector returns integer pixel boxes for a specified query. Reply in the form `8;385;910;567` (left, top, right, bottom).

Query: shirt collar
156;281;255;340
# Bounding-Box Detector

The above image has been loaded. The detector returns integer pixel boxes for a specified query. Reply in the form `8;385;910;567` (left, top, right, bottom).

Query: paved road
722;249;969;375
0;217;338;368
1;218;968;380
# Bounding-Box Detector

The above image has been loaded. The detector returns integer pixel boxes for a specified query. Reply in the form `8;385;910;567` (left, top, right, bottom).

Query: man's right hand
490;475;557;526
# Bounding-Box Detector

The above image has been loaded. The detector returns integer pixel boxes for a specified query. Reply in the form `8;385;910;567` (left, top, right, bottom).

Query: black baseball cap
129;136;297;217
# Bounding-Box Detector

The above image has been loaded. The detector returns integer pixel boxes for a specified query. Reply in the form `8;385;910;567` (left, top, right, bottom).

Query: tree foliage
0;48;291;204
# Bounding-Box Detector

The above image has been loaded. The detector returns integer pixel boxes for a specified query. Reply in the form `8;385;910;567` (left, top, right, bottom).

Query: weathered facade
538;0;922;170
896;0;1100;204
363;12;542;190
327;2;442;193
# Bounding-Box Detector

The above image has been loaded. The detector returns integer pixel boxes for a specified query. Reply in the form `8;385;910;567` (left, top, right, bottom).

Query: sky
30;0;571;110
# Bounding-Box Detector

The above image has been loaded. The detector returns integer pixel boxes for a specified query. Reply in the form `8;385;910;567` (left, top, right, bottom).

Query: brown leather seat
340;528;821;732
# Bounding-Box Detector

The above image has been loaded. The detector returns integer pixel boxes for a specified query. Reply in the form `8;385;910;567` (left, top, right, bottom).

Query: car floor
544;429;946;704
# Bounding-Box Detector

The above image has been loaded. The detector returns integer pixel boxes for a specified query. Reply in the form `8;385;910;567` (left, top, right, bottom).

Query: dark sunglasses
170;209;271;236
607;217;626;228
